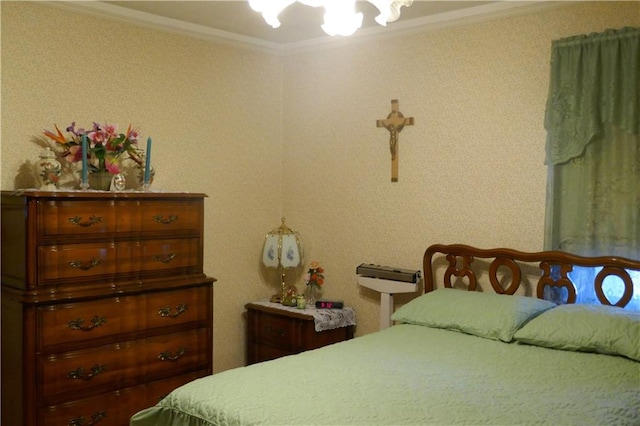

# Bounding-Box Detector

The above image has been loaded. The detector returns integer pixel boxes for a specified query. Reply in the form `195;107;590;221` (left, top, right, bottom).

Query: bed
130;244;640;425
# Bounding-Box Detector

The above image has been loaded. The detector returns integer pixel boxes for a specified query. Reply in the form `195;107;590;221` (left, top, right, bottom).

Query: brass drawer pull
152;213;178;224
69;257;102;271
158;347;186;362
158;304;188;318
68;215;103;228
267;325;285;337
67;364;106;381
151;253;176;264
67;316;107;332
68;411;106;426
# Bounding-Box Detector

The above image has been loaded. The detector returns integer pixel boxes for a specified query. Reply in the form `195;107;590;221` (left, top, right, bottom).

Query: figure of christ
376;99;414;182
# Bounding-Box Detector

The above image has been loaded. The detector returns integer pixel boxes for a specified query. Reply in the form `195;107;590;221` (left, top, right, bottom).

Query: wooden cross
376;99;414;182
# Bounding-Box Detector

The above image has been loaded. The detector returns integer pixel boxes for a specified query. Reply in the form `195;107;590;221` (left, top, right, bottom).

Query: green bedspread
130;324;639;425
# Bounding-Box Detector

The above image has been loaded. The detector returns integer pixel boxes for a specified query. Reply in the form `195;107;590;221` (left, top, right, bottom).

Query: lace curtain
543;27;640;260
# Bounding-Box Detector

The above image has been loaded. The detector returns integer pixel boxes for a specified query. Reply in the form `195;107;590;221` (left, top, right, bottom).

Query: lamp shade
262;218;303;303
281;234;302;267
262;218;303;269
262;234;280;267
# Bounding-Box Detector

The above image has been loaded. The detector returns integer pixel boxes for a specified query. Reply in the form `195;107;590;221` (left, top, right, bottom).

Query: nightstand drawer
246;301;355;365
254;312;299;350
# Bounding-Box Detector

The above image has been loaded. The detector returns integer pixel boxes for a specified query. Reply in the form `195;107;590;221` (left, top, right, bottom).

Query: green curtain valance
544;27;639;165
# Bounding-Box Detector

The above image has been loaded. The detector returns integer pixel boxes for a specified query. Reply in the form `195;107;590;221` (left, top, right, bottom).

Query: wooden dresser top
1;190;207;200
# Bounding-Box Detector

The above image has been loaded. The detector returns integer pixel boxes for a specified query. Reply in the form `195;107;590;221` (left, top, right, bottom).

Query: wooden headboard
423;244;640;308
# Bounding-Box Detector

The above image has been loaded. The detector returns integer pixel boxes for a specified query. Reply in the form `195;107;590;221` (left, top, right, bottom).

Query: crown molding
44;1;287;55
44;1;569;56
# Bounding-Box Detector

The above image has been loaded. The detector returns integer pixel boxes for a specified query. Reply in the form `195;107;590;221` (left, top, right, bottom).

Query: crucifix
376;99;415;182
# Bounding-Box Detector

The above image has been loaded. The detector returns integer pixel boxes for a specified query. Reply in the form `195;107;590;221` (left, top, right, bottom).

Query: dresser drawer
39;340;138;402
39;328;209;403
38;241;120;283
41;387;122;426
140;328;210;380
38;199;120;237
39;296;136;348
39;370;208;426
37;199;202;238
140;238;201;274
37;238;201;286
143;285;211;330
139;200;202;233
39;287;210;348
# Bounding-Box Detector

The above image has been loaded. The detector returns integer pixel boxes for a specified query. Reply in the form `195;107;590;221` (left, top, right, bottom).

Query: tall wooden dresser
1;191;215;426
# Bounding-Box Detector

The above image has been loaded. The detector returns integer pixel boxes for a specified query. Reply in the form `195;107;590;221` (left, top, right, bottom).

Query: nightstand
245;301;356;365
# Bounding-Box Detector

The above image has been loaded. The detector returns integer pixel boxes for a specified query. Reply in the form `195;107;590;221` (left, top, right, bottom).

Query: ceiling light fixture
248;0;414;37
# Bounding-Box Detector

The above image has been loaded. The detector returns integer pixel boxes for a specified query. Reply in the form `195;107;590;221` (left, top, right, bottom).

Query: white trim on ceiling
46;1;568;56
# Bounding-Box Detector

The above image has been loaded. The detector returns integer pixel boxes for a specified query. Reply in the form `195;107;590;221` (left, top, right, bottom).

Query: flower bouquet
304;261;324;303
42;121;144;188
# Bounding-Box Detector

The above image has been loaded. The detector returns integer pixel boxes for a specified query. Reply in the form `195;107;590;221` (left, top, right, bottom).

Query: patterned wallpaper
1;1;284;373
281;1;639;343
2;1;638;372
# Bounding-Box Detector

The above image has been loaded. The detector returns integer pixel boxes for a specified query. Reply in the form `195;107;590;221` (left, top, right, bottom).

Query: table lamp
262;218;303;303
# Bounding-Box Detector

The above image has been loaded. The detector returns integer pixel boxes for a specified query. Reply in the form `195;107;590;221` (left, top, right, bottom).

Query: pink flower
105;157;121;174
104;124;118;137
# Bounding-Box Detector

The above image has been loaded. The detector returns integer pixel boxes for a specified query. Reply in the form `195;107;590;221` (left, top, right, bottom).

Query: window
543;27;639;308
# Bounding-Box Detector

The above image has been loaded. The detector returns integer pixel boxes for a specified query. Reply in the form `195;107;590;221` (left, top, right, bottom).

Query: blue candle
81;134;88;186
144;137;152;185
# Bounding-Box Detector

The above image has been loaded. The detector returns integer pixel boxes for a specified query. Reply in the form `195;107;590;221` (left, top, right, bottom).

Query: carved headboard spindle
488;257;522;295
443;253;477;290
537;262;576;303
594;267;633;307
